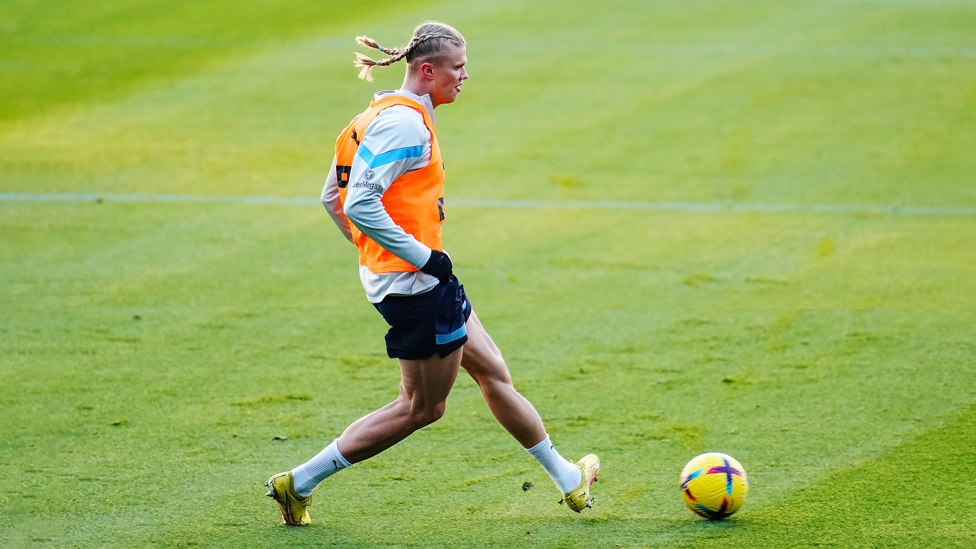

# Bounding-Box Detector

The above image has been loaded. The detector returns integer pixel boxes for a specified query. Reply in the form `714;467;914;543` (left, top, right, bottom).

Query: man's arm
321;154;354;243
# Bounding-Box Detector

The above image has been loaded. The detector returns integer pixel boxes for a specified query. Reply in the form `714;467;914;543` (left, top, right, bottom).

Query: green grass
2;0;975;547
0;0;438;123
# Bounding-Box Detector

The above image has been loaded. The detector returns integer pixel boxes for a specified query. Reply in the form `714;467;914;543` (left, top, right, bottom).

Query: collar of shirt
373;89;436;127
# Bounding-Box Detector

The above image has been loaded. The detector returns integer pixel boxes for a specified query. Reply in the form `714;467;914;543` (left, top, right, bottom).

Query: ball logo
364;169;375;181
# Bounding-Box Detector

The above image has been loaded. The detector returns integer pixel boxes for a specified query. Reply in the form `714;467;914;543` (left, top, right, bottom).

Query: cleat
265;471;313;526
562;454;600;513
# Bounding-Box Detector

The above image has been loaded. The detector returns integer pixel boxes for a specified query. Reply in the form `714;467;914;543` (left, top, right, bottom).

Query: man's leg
335;348;462;463
291;348;462;494
269;347;461;527
459;310;596;508
459;310;545;447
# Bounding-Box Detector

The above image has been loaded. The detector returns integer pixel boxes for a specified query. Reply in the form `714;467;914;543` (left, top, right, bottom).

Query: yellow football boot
265;471;313;526
562;454;600;512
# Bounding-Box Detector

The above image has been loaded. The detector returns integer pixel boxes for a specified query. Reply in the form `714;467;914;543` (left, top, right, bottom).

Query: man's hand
419;249;453;286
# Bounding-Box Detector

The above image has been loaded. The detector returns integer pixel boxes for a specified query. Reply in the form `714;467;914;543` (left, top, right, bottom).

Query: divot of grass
232;394;313;406
452;468;536;489
744;276;788;285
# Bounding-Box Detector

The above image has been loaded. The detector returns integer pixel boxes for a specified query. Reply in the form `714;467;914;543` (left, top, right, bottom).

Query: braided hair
353;21;465;82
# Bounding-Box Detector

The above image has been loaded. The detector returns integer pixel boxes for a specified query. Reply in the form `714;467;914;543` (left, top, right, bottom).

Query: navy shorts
373;276;472;360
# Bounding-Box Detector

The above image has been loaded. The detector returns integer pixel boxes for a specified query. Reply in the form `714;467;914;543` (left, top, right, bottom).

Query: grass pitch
2;0;975;547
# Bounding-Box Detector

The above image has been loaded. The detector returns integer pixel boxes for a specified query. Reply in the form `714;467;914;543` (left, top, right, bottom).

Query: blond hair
353;21;465;82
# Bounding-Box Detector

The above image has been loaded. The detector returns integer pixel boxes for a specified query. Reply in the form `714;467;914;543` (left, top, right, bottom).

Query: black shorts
373;276;472;360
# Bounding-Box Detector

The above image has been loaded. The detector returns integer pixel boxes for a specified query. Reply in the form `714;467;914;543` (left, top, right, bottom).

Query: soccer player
265;21;599;526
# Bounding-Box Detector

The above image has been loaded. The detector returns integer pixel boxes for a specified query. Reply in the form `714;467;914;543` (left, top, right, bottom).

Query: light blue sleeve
321;154;354;243
343;106;433;269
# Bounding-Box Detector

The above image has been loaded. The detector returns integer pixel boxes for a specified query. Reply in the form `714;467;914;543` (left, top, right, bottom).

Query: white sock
291;439;352;497
525;435;582;493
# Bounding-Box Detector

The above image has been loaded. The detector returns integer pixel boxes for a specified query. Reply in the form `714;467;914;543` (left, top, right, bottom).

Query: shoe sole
565;458;600;512
581;459;600;510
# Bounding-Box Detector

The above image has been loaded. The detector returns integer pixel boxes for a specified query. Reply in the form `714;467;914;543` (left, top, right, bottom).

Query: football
680;452;749;520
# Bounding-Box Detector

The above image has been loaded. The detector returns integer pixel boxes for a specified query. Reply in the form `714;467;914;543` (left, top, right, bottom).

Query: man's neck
401;78;435;108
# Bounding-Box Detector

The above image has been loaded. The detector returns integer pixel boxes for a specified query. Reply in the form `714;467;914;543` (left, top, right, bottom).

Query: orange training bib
334;95;446;273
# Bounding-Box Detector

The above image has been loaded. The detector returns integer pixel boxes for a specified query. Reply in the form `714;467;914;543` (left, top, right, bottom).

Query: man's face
427;44;468;107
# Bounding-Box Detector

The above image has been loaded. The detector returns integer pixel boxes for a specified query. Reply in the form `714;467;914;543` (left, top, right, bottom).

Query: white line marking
0;192;319;206
2;192;975;216
449;198;976;216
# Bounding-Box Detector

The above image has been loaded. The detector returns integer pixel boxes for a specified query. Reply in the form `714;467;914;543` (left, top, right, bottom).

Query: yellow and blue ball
680;452;749;520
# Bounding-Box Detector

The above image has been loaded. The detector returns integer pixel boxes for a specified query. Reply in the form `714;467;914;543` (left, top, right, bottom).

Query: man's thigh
399;346;463;404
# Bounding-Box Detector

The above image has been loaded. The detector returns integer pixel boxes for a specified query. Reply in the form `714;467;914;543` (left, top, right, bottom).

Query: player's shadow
665;516;749;542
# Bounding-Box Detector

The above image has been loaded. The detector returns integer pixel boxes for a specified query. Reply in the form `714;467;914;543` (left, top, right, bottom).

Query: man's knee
409;400;446;428
464;344;513;384
468;356;513;387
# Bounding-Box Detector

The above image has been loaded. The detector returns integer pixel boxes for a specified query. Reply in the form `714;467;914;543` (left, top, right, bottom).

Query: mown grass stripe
6;37;976;59
3;192;975;216
479;42;976;60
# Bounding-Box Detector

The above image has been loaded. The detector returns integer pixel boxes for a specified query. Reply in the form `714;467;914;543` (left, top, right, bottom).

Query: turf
2;0;975;547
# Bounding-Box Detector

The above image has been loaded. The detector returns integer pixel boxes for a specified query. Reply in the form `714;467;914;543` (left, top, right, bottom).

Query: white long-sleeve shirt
321;89;442;303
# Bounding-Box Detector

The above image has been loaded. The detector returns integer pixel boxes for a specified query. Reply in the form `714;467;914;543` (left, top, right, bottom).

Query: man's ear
420;61;435;80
